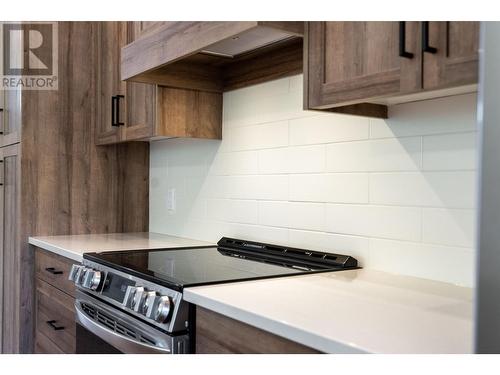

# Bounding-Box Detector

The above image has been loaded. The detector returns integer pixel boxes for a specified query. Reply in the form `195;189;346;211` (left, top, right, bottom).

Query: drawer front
35;332;64;354
36;279;76;354
35;248;78;297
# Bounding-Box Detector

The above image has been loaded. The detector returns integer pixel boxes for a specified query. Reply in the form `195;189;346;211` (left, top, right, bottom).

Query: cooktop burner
84;237;358;291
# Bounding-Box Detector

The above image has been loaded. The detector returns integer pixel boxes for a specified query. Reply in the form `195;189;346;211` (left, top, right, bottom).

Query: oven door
75;291;189;354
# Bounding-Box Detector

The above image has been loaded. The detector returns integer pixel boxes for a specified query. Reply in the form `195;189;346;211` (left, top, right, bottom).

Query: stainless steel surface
78;259;188;333
154;296;172;323
131;287;145;312
475;21;500;353
75;291;188;354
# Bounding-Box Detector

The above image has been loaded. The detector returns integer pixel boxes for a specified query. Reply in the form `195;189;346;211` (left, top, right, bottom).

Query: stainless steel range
70;237;358;354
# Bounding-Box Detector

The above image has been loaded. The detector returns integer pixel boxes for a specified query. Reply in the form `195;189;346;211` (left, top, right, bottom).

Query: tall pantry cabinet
0;22;149;353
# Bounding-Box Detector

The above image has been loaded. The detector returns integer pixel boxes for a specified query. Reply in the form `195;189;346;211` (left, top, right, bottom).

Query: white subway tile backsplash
231;121;288;151
422;208;476;248
326;137;421;172
325;204;422;241
290;173;369;203
369;239;475;286
369;137;422;171
289;115;370;146
151;75;478;287
371;94;477;139
227;175;289;201
370;171;477;208
259;201;289;227
423;132;477;170
287;145;326;173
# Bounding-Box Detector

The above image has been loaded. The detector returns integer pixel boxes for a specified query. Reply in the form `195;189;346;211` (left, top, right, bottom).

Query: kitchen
0;0;498;373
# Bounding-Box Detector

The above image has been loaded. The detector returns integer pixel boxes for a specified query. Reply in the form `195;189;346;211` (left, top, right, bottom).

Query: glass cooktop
84;237;358;290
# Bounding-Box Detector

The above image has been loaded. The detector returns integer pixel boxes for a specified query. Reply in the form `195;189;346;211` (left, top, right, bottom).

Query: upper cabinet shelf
121;21;304;93
304;21;480;118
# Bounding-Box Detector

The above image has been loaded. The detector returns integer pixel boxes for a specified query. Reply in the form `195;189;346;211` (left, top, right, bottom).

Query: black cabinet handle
399;22;414;59
115;94;124;126
46;320;65;331
111;95;124;127
111;95;117;127
45;267;63;275
422;21;437;54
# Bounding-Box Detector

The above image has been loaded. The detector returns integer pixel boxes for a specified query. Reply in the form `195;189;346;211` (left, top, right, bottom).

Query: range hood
121;21;304;89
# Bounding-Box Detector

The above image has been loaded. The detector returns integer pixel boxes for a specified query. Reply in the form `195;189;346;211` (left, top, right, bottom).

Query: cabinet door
0;144;20;353
122;22;156;141
95;22;127;145
0;88;22;147
423;21;480;90
305;22;422;110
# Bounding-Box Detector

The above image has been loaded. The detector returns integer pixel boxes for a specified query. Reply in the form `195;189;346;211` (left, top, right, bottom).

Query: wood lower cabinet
96;21;222;145
195;307;320;354
0;144;20;353
34;249;78;354
305;21;480;118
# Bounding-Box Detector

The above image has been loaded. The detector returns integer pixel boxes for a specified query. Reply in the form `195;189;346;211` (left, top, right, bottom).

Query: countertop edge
29;237;83;262
183;288;367;354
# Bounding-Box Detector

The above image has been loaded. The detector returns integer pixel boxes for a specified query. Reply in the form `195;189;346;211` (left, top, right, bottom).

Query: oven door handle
75;301;171;354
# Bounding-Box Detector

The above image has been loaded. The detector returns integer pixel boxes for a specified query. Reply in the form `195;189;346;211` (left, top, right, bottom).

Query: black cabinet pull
115;94;124;126
111;95;117;127
422;21;437;54
45;267;63;275
399;22;414;59
46;320;65;331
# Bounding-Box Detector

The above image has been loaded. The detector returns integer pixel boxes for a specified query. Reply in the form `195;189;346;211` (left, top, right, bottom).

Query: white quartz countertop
28;232;214;262
184;269;473;354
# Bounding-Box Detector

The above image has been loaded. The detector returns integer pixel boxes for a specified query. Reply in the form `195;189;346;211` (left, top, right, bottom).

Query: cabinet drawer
35;248;78;297
35;332;65;354
36;279;76;354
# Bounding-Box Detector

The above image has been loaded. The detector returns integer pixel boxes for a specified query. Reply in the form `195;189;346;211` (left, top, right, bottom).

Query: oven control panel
68;262;187;334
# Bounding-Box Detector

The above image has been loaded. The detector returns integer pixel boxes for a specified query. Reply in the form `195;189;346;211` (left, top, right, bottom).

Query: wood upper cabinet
422;22;480;90
305;22;421;111
96;22;126;144
96;21;222;145
96;21;155;144
305;21;479;118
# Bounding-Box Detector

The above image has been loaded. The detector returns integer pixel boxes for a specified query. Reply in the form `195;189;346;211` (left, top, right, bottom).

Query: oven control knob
75;267;90;286
153;296;172;323
68;264;83;282
141;291;157;316
88;270;102;290
131;287;146;311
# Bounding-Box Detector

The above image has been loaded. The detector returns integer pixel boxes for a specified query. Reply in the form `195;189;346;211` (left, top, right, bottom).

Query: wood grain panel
196;307;320;354
36;279;76;354
0;144;20;353
11;21;149;354
35;248;77;298
157;87;222;139
423;21;479;90
305;21;421;118
35;332;65;354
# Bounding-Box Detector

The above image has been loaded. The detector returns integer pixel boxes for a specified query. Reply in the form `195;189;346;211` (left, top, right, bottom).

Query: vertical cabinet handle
422;21;437;54
111;95;124;127
115;95;124;126
111;96;117;127
46;320;65;331
399;22;414;59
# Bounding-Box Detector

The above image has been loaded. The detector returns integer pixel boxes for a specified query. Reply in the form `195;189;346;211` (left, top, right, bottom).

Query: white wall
150;74;478;287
